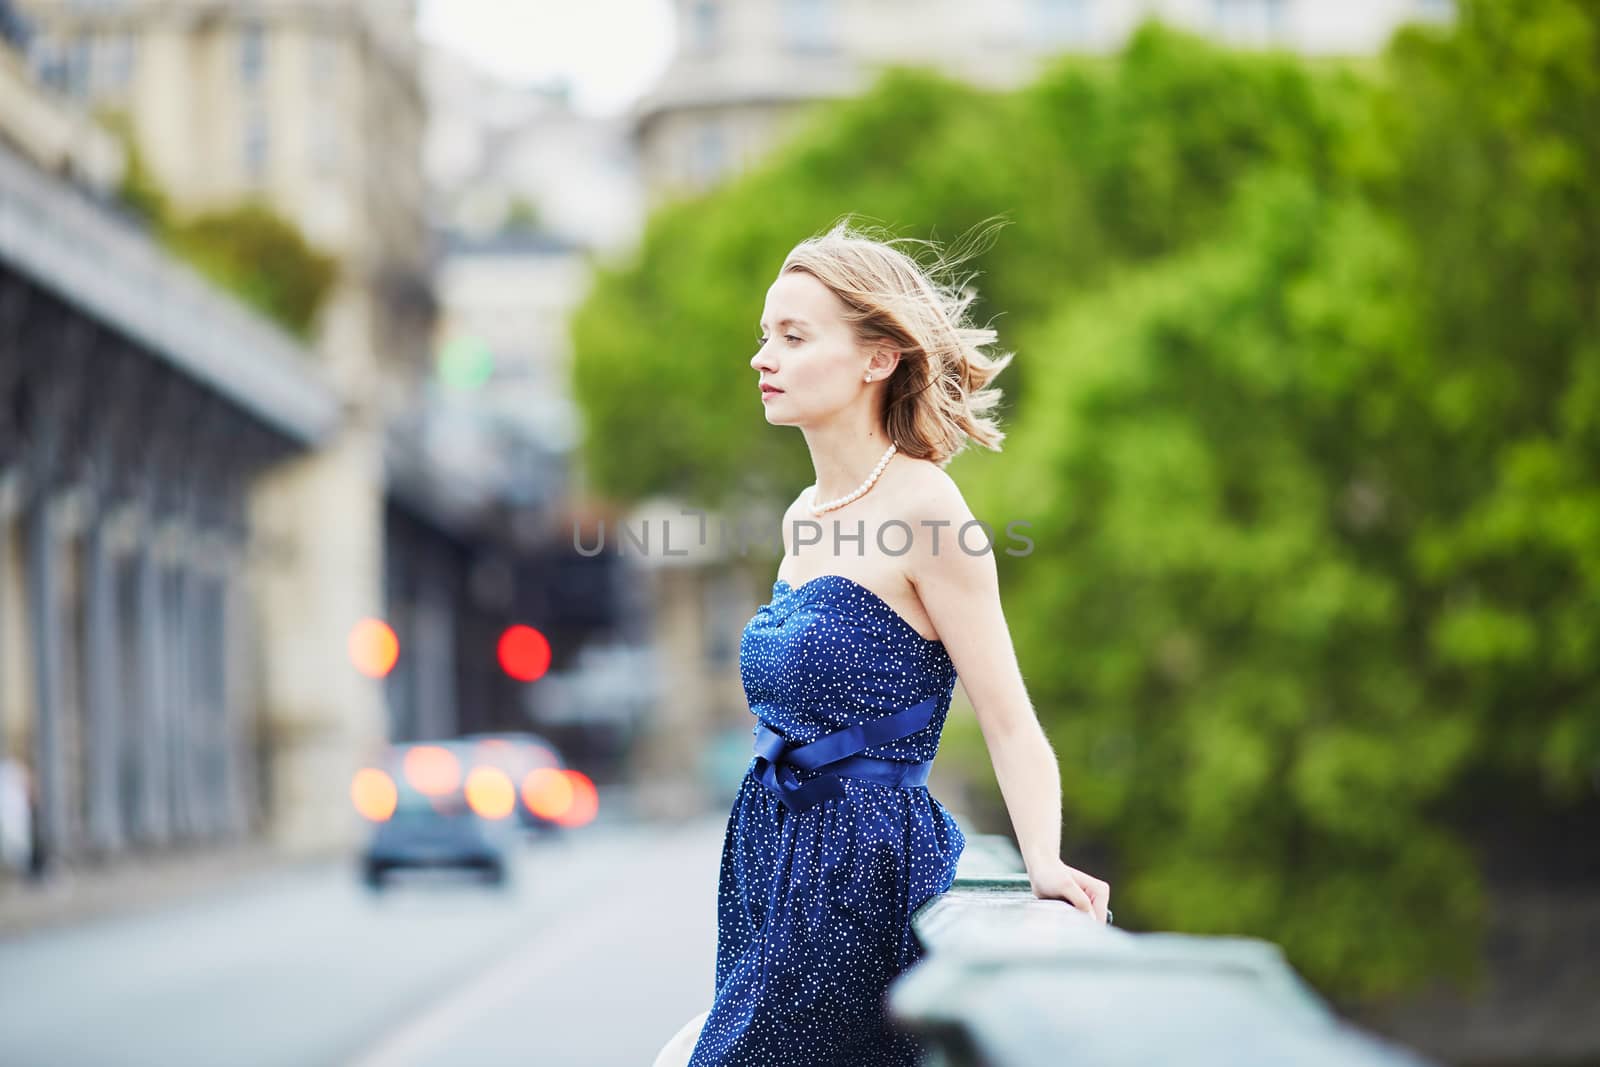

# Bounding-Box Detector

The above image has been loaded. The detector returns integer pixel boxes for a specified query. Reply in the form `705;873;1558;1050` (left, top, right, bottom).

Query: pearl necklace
808;443;897;515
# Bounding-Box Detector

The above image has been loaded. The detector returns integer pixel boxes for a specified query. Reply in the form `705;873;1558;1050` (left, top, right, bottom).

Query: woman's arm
903;470;1111;923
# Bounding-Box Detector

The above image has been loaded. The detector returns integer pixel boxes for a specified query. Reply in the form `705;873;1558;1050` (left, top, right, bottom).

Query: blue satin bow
751;696;940;813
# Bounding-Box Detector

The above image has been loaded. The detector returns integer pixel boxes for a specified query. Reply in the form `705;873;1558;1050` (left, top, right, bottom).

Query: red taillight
560;771;599;828
521;768;599;828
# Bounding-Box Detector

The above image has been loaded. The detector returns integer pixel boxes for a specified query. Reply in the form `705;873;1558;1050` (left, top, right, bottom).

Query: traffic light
348;617;400;679
497;624;551;682
438;335;494;391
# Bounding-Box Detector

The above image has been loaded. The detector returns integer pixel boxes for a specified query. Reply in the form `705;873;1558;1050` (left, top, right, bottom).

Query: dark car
353;740;520;890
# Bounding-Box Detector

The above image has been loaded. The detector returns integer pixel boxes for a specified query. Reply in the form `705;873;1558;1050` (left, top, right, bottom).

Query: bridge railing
888;833;1436;1067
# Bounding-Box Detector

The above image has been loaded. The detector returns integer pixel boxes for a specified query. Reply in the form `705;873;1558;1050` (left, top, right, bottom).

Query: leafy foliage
103;109;337;340
572;24;1351;503
1003;178;1489;995
164;203;337;341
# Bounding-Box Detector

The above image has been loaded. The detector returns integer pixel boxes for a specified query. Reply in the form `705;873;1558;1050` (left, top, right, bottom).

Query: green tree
972;0;1599;999
996;176;1486;997
1364;0;1600;801
571;23;1353;505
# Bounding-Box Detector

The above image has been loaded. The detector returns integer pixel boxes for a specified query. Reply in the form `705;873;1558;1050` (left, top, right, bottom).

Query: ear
868;345;901;380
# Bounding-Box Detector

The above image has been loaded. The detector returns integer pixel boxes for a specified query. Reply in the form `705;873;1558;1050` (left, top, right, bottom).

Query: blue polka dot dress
688;574;967;1066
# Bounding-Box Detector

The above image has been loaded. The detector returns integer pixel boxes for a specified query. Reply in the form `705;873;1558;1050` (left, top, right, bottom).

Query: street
0;814;726;1067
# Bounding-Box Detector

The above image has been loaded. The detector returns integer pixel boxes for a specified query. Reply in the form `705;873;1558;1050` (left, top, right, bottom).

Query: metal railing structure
890;832;1435;1067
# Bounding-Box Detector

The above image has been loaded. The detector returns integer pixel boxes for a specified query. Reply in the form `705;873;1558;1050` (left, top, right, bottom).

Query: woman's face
751;269;868;425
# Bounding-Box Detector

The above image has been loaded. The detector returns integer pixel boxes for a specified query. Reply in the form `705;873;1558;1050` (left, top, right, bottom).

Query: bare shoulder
889;460;990;589
890;459;973;525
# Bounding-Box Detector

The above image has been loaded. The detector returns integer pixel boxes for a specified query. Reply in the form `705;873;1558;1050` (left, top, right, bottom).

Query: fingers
1061;877;1095;916
1034;865;1114;925
1086;878;1112;925
1068;874;1111;924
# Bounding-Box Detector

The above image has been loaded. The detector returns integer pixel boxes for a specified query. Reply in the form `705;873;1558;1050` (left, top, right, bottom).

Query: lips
761;385;784;395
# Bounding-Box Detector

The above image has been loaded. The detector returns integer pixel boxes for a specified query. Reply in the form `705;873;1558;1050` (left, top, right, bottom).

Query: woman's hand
1027;857;1111;925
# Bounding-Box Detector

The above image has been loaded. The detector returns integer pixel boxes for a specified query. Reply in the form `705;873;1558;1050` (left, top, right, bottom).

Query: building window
780;0;835;54
688;0;720;55
31;35;86;97
309;109;339;174
30;37;65;94
86;32;136;94
103;33;135;90
1212;0;1287;46
308;32;338;86
66;34;91;98
238;21;266;85
1032;0;1093;46
690;120;726;186
243;108;269;180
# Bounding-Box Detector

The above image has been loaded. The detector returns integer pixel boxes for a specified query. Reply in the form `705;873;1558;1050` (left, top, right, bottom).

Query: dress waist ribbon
750;696;939;813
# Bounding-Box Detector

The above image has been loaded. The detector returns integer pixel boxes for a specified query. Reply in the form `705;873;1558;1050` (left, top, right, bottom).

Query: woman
658;222;1111;1067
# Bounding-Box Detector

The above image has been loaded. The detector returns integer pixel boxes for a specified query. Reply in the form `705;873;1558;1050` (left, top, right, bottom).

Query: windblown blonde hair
779;218;1014;467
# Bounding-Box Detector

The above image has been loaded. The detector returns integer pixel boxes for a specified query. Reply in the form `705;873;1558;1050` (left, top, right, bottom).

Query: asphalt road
0;814;727;1067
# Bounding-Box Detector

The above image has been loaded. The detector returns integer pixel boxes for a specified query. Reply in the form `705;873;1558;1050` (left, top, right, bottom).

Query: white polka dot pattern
687;575;968;1066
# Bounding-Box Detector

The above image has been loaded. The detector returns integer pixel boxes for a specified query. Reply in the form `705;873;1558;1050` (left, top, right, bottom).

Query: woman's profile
656;221;1111;1067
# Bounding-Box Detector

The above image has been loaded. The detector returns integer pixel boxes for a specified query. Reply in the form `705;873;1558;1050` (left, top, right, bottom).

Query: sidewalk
0;838;340;941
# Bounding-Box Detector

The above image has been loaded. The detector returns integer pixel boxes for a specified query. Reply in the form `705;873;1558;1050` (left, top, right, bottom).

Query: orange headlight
465;766;517;820
521;767;573;821
350;767;398;821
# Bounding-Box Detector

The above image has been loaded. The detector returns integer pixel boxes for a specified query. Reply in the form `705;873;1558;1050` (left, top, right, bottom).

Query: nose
751;340;776;374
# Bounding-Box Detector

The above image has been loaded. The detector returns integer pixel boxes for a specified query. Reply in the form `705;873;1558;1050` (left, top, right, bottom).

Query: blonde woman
659;222;1110;1067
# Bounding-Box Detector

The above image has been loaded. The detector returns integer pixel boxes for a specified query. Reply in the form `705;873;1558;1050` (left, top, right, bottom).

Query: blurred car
460;731;568;834
353;739;521;891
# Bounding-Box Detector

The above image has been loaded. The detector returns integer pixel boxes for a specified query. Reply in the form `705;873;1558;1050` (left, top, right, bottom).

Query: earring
864;373;872;382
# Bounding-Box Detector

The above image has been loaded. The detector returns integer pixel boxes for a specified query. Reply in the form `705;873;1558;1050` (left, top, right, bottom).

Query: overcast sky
416;0;678;116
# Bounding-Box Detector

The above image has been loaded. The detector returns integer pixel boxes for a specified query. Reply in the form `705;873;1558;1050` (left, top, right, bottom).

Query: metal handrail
890;833;1435;1066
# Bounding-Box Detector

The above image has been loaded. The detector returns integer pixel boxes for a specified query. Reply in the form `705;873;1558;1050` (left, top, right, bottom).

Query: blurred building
421;47;654;775
420;44;642;466
14;0;430;400
1;0;611;862
0;0;344;867
424;47;644;256
421;45;770;801
0;3;122;193
635;0;1457;198
610;498;772;816
11;0;439;853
